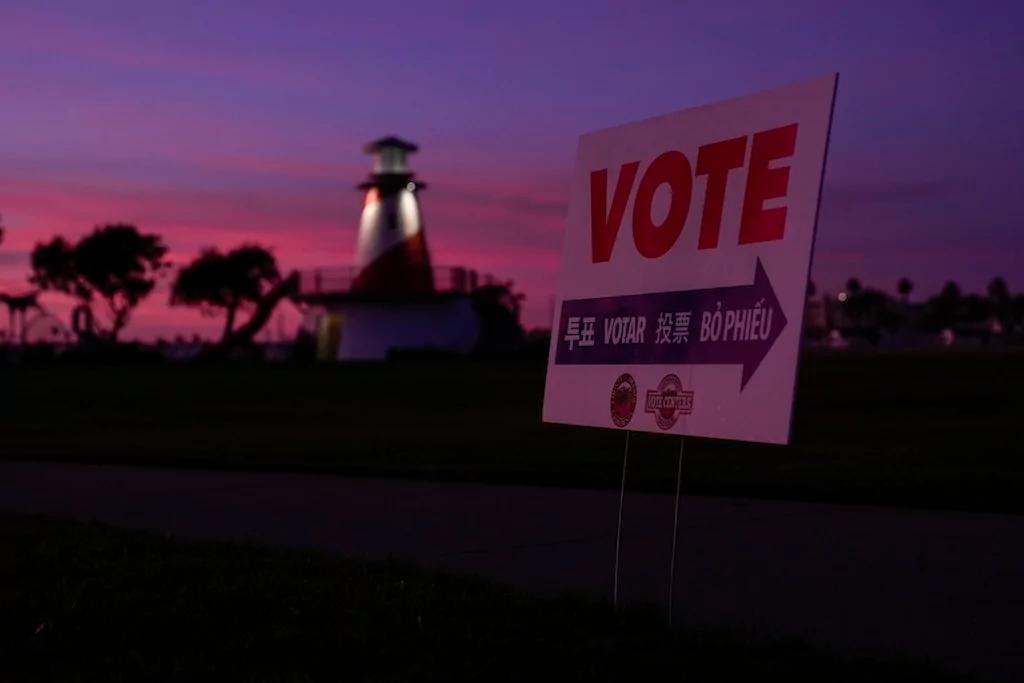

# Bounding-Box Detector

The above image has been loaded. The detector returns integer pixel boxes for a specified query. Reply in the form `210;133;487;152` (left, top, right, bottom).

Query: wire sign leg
668;436;685;625
612;430;631;609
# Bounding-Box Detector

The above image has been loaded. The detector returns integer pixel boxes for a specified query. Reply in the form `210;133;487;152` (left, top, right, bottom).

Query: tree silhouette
30;224;168;341
171;245;281;343
842;286;900;333
845;278;863;296
471;281;525;352
925;280;962;329
897;277;913;303
939;281;962;302
988;277;1009;300
988;277;1010;323
1013;295;1024;331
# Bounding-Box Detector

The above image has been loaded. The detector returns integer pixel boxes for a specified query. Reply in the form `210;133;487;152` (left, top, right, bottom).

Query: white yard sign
543;75;837;444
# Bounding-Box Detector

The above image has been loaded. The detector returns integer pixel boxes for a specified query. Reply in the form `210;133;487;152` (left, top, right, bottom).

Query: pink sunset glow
2;2;1021;339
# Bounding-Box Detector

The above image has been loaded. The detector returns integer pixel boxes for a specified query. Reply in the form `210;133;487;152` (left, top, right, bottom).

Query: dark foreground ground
0;514;982;682
1;350;1022;513
3;462;1021;681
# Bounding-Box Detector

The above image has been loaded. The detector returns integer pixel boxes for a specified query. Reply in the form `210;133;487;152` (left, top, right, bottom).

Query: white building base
310;296;480;360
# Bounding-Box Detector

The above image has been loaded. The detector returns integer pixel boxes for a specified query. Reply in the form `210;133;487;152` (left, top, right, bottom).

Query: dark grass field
0;514;984;682
1;350;1022;513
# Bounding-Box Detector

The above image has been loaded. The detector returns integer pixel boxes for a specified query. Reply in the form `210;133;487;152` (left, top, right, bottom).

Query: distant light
406;182;416;191
837;291;848;302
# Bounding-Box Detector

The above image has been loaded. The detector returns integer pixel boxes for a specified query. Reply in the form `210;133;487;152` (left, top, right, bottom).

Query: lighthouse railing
296;266;495;298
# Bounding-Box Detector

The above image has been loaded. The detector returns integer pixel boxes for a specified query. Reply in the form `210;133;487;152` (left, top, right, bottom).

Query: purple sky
1;1;1021;338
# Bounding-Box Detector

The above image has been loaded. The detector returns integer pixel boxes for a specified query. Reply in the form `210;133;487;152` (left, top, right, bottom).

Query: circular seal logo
609;373;637;428
645;374;694;431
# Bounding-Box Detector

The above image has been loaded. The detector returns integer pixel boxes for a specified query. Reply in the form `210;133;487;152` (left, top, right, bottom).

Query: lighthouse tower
352;137;434;295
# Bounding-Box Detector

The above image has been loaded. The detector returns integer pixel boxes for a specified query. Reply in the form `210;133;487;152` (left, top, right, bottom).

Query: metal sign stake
612;430;631;609
668;435;685;625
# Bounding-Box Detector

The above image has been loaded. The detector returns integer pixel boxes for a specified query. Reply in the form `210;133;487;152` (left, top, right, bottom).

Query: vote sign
543;75;837;444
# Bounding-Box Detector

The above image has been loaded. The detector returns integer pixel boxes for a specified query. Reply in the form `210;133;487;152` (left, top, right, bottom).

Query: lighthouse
352;137;434;295
293;136;499;360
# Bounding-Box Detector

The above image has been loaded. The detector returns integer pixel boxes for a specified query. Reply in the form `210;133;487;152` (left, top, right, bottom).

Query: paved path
1;461;1021;680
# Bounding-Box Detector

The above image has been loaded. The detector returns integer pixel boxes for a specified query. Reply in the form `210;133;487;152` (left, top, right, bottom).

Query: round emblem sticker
645;373;695;431
609;373;637;428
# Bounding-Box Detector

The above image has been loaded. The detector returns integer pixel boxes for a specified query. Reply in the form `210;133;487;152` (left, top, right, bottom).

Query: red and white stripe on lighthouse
351;137;434;295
